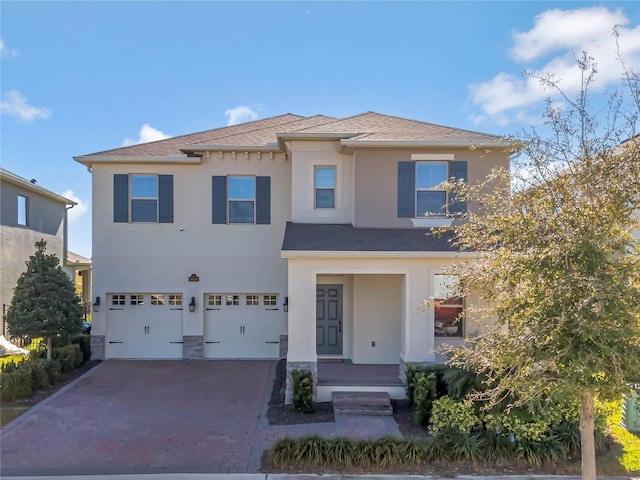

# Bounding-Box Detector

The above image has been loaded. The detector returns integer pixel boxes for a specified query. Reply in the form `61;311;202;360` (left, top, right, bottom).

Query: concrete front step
332;391;393;416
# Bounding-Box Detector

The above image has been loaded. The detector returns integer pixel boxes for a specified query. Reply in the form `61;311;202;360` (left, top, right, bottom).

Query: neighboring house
63;251;92;319
75;112;509;401
0;167;76;335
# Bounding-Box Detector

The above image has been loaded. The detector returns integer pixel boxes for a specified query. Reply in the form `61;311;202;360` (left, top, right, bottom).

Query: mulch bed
267;359;334;425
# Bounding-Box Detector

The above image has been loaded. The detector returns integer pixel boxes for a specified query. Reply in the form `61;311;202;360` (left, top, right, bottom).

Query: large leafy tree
444;53;640;480
6;239;82;361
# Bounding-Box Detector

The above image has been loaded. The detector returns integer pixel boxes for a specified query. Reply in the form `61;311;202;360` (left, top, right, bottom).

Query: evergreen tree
6;239;82;361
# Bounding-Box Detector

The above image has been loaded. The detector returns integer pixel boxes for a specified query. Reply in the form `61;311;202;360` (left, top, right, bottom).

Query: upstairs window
212;176;271;225
416;162;448;216
113;174;173;223
315;166;336;209
131;175;158;222
228;176;255;223
17;194;28;226
397;160;467;218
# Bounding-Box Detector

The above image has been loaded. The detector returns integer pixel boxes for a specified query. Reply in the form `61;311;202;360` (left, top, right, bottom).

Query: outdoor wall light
93;296;100;313
283;296;289;313
189;297;196;313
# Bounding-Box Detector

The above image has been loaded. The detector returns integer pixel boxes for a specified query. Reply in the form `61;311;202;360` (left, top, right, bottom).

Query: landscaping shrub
70;334;91;363
325;437;356;468
53;344;81;372
290;369;314;413
0;360;32;401
413;371;437;426
405;364;449;404
30;358;50;390
429;396;479;435
45;358;62;384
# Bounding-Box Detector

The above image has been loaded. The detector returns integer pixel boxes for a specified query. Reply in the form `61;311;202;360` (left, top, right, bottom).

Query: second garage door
204;293;281;359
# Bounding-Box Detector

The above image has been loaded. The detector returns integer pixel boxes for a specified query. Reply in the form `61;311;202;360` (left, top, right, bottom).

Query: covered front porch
280;223;471;404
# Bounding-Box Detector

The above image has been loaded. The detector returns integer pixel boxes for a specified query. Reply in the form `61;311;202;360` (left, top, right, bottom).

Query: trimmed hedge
291;369;314;413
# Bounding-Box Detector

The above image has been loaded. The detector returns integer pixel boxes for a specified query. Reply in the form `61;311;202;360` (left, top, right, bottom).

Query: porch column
399;268;435;380
285;259;318;404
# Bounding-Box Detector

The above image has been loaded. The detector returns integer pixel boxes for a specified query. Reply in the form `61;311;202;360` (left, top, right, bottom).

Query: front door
316;285;343;355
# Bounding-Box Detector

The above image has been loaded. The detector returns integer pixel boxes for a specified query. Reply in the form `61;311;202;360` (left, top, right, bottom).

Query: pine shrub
30;358;50;390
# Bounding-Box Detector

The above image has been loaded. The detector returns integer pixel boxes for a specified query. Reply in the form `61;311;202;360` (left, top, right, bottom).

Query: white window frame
228;175;256;224
112;294;126;306
17;194;28;226
130;294;144;306
207;294;221;306
246;294;260;306
314;165;336;209
225;294;240;306
169;294;182;306
130;174;159;223
416;161;448;217
151;294;165;306
433;274;464;338
263;294;277;306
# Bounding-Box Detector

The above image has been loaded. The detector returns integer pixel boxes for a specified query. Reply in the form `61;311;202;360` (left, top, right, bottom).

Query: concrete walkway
0;360;400;477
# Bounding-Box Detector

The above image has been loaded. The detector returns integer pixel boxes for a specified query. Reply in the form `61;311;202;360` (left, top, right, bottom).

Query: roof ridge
83;113;306;157
191;114;333;145
362;111;501;138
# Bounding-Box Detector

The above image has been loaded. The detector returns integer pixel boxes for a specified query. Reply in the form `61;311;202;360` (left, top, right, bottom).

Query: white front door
107;293;183;359
204;293;281;358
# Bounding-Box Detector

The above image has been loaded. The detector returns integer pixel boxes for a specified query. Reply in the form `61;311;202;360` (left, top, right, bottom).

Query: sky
1;1;639;259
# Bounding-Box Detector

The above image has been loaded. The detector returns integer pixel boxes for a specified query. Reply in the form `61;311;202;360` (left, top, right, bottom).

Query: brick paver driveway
0;360;399;476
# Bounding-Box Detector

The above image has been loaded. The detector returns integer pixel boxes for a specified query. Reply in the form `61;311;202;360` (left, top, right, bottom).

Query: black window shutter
397;161;415;218
113;174;129;223
256;176;271;225
448;161;468;214
158;175;174;223
212;176;227;224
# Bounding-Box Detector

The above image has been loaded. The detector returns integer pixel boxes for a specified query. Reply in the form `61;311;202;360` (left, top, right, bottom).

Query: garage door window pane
226;295;239;306
169;295;182;306
151;295;165;305
208;295;221;306
263;295;277;306
112;294;125;305
130;295;144;305
246;295;259;306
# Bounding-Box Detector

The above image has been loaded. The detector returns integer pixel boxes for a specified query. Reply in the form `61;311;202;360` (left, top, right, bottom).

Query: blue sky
1;1;639;258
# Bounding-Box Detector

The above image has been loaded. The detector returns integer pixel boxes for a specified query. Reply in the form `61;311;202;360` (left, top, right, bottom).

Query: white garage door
107;293;183;359
204;293;281;359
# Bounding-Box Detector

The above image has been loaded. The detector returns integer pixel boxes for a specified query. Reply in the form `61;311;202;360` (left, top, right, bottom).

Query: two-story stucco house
0;168;77;335
75;112;509;401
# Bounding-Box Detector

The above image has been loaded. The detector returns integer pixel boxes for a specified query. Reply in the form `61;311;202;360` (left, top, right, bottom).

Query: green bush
405;364;449;404
0;360;32;401
430;396;479;435
413;371;437;426
30;358;50;390
290;369;314;413
53;344;81;372
70;334;91;363
45;358;62;384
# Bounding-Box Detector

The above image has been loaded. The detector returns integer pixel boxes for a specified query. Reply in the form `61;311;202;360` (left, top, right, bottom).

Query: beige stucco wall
0;179;66;317
353;147;510;228
289;140;354;224
352;274;402;364
90;152;291;343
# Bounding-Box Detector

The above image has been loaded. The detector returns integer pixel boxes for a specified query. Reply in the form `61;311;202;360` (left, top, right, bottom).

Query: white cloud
225;106;259;126
0;39;18;58
62;190;88;224
469;6;640;125
0;90;51;122
121;124;171;147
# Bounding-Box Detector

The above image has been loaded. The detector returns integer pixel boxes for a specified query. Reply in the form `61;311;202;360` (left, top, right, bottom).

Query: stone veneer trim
183;335;203;359
90;335;105;360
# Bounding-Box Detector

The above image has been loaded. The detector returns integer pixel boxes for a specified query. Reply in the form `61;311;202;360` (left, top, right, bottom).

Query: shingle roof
83;114;306;157
81;111;501;158
281;222;458;252
66;251;91;264
284;112;501;144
